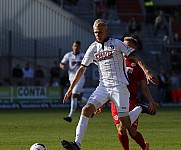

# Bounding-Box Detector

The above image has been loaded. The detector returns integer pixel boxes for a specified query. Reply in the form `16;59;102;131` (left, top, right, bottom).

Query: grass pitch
0;107;181;150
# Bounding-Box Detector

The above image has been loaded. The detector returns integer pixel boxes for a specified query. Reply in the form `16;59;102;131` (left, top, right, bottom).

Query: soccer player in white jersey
61;19;159;150
60;41;86;123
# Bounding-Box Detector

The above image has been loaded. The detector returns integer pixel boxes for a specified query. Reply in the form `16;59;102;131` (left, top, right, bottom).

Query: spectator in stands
128;16;141;35
94;0;101;18
50;60;60;78
23;63;34;85
35;65;45;78
131;31;143;52
34;65;45;86
162;35;170;54
94;0;108;20
12;64;24;86
23;63;34;78
12;64;23;78
169;69;181;103
157;69;168;105
144;0;155;25
173;32;181;43
47;77;60;87
170;49;180;70
154;11;169;37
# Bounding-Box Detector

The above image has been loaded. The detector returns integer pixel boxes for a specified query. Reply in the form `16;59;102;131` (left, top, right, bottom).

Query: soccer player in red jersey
110;37;158;150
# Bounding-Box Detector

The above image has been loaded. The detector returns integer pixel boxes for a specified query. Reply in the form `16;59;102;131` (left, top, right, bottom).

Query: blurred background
0;0;181;108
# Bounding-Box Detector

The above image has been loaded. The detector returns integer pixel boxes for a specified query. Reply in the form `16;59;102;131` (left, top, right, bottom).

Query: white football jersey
61;51;85;81
81;38;135;87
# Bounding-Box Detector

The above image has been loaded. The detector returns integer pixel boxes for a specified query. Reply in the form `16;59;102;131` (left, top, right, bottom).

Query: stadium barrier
0;86;62;108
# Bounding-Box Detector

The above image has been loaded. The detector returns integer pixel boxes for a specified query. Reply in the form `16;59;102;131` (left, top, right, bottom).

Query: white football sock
68;98;77;118
75;115;89;146
129;106;142;125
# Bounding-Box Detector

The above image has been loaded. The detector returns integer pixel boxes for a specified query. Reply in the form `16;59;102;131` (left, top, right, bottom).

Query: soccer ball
30;143;47;150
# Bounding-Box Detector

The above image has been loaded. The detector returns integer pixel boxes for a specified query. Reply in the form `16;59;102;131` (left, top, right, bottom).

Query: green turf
0;107;181;150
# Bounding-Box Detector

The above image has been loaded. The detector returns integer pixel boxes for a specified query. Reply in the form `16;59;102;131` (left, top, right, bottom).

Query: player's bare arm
128;54;159;85
139;80;159;114
63;65;86;103
59;63;65;70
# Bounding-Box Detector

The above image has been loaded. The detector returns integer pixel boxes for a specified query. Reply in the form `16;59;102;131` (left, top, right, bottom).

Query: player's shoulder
79;52;85;56
109;37;124;45
87;41;97;51
64;51;72;56
80;51;85;54
90;41;97;47
109;37;122;41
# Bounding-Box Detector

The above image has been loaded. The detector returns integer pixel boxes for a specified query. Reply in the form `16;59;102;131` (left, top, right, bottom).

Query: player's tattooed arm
128;54;159;85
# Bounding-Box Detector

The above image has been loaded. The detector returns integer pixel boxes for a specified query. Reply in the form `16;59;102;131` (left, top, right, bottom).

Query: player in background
111;37;158;150
60;41;86;123
61;19;159;150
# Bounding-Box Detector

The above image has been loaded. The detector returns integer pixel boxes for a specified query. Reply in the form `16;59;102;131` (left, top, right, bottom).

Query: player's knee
129;131;137;139
82;104;95;117
119;116;131;129
128;128;137;138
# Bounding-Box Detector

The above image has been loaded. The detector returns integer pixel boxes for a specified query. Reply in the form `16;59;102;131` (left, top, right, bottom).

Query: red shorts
110;98;138;129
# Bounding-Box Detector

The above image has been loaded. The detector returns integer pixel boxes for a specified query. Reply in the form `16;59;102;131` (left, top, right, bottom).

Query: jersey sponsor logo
71;61;81;66
95;51;113;61
121;106;127;109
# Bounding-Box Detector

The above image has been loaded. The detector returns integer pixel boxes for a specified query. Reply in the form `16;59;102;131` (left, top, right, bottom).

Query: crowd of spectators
1;60;69;87
94;0;116;21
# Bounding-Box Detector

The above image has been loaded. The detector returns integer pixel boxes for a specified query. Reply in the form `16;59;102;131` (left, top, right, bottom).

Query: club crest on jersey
110;45;114;49
113;115;119;121
95;51;113;61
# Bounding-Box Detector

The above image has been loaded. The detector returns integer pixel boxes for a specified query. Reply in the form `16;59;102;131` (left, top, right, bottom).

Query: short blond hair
93;19;107;28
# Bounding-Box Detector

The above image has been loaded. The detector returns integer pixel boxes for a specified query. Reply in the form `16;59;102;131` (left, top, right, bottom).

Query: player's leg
116;124;129;150
110;101;129;150
128;99;150;150
61;85;109;149
63;93;80;122
128;120;150;150
128;127;150;150
62;103;96;150
64;78;85;122
111;85;142;130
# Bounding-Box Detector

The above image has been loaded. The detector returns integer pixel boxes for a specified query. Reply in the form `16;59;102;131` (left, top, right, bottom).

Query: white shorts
70;76;85;94
88;84;130;113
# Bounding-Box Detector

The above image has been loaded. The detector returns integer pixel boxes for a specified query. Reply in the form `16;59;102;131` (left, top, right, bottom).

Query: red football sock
133;131;146;149
118;133;129;150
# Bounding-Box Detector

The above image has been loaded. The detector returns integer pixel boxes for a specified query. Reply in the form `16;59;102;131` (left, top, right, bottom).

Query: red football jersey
126;58;145;99
110;58;146;126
